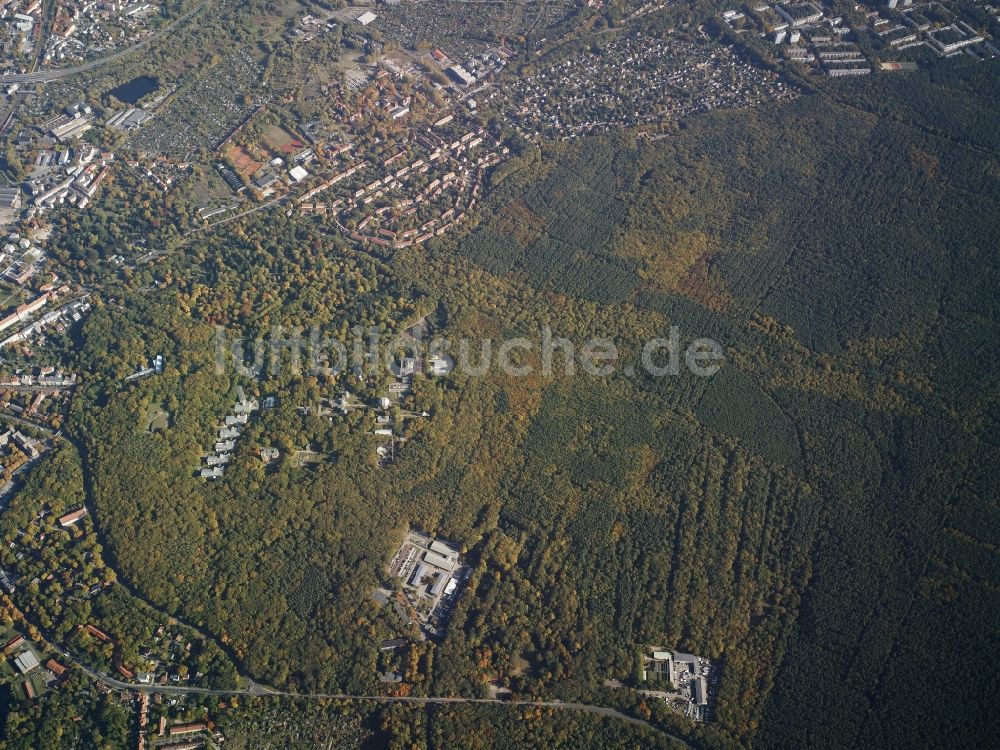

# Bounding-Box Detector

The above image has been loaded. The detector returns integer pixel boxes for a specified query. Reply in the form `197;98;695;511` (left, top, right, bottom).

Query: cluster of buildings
231;144;316;199
752;0;997;75
328;5;379;27
2;633;65;702
0;232;43;285
739;3;873;76
156;720;213;749
1;90;157;227
499;32;792;138
80;621;216;707
872;7;931;50
922;17;993;57
320;332;450;464
819;47;871;76
325;58;426;125
106;107;154;132
198;22;512;219
0;422;34;481
300;123;508;249
39;0;163;67
641;647;718;722
0;0;42;65
385;530;469;639
0;367;76;431
130;624;213;692
431;44;511;94
41;101;94;142
376;0;555;66
313;7;514;106
925;19;986;54
199;387;258;479
24;133;115;214
135;713;226;750
808;36;871;76
3;635;50;699
135;693;149;750
0;426;43;463
0;289;91;350
289;11;341;44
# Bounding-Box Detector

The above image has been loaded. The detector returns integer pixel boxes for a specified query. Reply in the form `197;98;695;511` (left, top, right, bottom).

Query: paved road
0;454;45;505
0;383;75;393
0;2;208;84
182;194;288;238
0;411;57;437
77;664;691;745
135;194;288;263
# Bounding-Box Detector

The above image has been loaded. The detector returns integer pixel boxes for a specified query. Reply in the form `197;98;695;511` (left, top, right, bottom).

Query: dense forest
443;64;1000;748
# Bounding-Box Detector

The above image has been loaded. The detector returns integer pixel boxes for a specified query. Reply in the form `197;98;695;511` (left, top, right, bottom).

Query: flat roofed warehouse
50;116;92;141
409;562;428;586
13;650;39;674
422;550;456;571
106;108;153;132
429;540;457;557
0;188;21;209
692;675;709;705
673;651;698;671
429;573;450;596
446;65;477;87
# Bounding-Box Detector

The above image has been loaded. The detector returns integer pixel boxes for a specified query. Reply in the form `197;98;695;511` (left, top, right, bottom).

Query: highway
0;2;208;84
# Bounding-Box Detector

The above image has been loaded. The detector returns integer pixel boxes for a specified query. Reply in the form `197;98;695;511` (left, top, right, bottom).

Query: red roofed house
58;507;88;527
46;659;67;677
83;624;110;642
169;722;208;736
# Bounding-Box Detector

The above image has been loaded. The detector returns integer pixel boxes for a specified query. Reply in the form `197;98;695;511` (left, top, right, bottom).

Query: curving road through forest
76;662;694;746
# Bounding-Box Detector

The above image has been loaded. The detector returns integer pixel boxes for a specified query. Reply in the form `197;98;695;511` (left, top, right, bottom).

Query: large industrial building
446;64;477;87
13;649;39;675
386;531;468;637
692;675;709;706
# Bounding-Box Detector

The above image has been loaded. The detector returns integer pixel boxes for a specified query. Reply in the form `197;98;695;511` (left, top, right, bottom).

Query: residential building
58;507;88;527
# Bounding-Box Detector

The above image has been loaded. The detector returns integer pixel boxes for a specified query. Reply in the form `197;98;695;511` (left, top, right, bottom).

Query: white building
14;650;39;675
